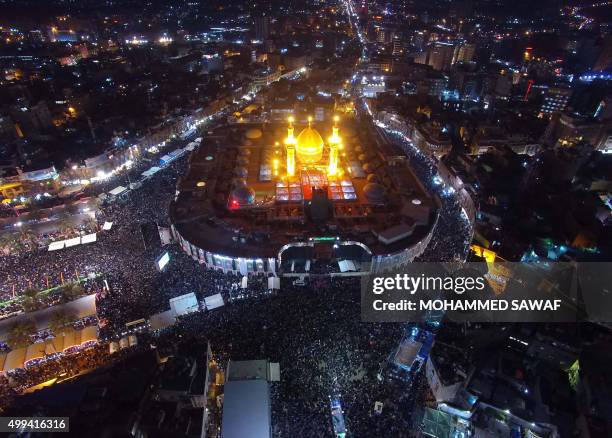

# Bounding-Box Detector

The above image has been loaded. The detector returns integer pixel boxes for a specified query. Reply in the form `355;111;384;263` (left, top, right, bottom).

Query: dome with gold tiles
296;126;324;164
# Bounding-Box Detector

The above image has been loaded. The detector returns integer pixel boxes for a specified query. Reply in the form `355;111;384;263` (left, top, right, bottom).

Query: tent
3;348;26;373
48;241;65;251
338;260;357;272
79;325;97;346
374;401;384;414
149;310;176;331
169;292;199;316
269;362;281;382
62;329;76;351
267;277;280;290
128;335;138;347
108;186;127;196
24;343;46;367
102;221;113;231
64;236;81;248
44;341;57;356
141;167;161;178
81;233;97;244
205;293;225;310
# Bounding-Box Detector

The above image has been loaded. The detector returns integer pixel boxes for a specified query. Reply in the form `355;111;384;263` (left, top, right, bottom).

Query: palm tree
27;206;46;222
22;287;42;312
7;321;36;349
71;283;84;296
60;283;84;303
18;226;37;247
0;233;16;255
49;310;76;336
85;216;99;232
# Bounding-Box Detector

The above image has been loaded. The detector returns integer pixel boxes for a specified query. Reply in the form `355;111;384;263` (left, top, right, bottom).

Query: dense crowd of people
0;111;473;435
381;127;473;262
0;157;186;313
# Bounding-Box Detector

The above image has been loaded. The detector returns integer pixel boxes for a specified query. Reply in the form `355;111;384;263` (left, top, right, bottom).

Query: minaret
328;115;341;176
285;116;296;177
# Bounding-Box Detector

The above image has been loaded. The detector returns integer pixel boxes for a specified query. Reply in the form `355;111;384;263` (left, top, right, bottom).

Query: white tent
169;292;199;316
141;167;161;178
269;362;281;382
205;293;225;310
48;241;65;251
81;233;97;244
374;401;384;414
64;236;81;248
267;277;280;290
238;259;248;276
338;260;357;273
102;221;113;231
149;310;176;331
108;185;127;196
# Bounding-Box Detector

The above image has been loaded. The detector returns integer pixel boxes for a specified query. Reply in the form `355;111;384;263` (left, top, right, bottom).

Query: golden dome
296;126;324;164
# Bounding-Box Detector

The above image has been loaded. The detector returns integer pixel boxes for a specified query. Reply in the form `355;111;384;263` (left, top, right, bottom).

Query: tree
64;203;81;216
49;310;76;336
0;233;16;255
27;206;46;222
60;283;84;303
7;321;36;349
18;227;37;247
22;288;42;312
55;217;74;236
85;216;99;232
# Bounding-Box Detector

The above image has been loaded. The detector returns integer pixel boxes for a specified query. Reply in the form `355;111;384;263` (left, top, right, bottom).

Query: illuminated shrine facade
170;116;440;276
274;116;347;202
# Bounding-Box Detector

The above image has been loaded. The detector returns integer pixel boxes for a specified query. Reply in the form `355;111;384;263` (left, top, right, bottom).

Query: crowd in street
383;128;473;262
157;277;426;437
0;122;472;435
0;157;186;314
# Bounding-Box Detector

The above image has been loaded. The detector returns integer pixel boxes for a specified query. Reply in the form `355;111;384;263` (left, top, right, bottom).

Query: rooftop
169;119;437;262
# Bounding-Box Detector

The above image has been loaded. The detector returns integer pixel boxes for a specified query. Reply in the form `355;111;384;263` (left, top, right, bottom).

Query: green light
567;359;579;390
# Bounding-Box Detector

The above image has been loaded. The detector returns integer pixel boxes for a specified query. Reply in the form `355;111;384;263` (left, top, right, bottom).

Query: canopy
109;185;127;196
103;221;113;231
44;341;57;356
205;293;225;310
79;325;97;345
48;241;65;251
62;329;76;351
24;342;46;366
338;260;357;272
149;310;176;331
267;277;281;290
128;335;138;346
141;166;161;178
169;292;198;316
3;348;26;373
81;233;97;244
64;236;81;248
